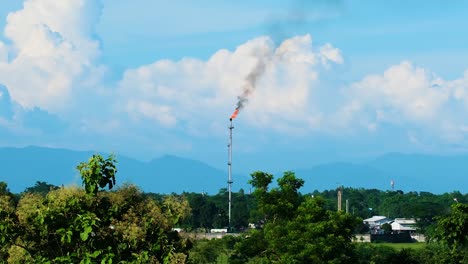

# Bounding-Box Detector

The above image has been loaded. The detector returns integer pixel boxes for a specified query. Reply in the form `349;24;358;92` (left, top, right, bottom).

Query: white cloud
319;43;343;66
339;61;468;145
0;0;103;113
118;34;342;133
345;61;449;123
448;70;468;107
0;41;7;63
126;100;177;128
1;0;468;157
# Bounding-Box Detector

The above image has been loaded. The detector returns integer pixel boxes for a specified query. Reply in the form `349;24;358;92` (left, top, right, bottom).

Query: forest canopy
1;154;468;263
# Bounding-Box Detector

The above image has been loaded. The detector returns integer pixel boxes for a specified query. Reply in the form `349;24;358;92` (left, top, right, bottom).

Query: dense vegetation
178;181;464;235
0;155;191;263
1;154;468;263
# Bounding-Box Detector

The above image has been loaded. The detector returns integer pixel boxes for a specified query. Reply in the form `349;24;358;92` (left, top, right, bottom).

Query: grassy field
376;242;426;250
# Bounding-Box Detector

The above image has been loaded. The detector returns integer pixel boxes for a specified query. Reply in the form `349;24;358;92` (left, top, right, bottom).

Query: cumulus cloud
0;83;66;143
126;100;177;128
115;35;468;150
449;70;468;107
0;41;8;63
338;61;468;145
348;62;448;122
2;0;468;158
118;34;342;133
0;85;14;119
0;0;104;113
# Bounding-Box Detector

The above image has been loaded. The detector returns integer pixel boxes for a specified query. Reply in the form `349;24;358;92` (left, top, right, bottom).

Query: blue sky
1;0;468;173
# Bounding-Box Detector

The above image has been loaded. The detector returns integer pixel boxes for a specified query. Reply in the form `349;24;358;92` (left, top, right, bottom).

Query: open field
376;243;426;250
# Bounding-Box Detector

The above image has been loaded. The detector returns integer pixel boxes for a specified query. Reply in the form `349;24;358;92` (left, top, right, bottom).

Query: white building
210;228;228;233
363;216;393;234
391;218;417;233
363;216;392;228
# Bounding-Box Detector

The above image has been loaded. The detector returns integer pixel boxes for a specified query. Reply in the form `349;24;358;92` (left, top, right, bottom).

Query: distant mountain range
1;146;468;194
296;153;468;193
0;146;248;194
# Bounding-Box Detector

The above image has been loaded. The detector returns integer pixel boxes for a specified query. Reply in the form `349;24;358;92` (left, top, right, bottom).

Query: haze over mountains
1;146;467;194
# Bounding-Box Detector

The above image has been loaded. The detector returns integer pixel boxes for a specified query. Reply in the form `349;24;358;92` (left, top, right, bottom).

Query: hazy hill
295;153;468;193
295;162;392;192
0;146;247;194
367;153;468;193
0;146;94;192
1;146;468;194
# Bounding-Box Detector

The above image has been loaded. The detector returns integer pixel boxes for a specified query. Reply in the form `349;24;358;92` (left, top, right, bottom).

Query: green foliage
377;243;426;250
23;181;59;196
432;203;468;247
187;236;239;264
249;171;304;223
5;157;468;264
429;202;468;262
355;243;422;264
311;187;457;233
0;155;191;263
231;171;359;263
175;184;464;235
77;154;117;195
180;188;254;231
0;181;9;195
381;223;392;234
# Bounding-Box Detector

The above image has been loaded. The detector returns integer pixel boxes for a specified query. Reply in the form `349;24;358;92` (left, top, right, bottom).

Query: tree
77;154;117;195
231;171;359;263
382;223;392;234
0;182;17;261
0;154;192;263
430;202;468;262
0;181;9;195
23;181;59;195
231;189;250;230
249;171;303;223
187;236;240;264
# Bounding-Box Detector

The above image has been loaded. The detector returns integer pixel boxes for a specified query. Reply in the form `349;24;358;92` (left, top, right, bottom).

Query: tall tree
23;181;59;196
77;154;117;195
231;171;359;263
0;154;191;263
430;202;468;262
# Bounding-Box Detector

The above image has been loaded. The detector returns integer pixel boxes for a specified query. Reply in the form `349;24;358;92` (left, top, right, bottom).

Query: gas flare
230;109;239;120
229;58;267;119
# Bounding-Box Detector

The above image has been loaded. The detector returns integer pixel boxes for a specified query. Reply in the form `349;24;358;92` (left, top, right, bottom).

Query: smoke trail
267;0;343;44
230;58;267;119
230;1;343;119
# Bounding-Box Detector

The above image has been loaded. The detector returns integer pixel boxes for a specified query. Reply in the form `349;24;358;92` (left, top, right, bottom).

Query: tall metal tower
227;118;234;228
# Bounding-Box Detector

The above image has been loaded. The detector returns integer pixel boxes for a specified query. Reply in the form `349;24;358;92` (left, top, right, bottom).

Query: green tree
187;236;239;264
249;171;303;223
382;223;392;234
430;202;468;262
231;189;250;230
231;171;359;263
77;154;117;195
183;193;217;230
0;154;192;263
0;181;9;195
0;182;17;261
23;181;59;196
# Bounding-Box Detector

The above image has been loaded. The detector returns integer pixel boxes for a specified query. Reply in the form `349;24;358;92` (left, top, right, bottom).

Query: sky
1;0;468;173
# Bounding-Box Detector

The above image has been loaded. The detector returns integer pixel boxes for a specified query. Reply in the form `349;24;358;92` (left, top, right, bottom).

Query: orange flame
230;109;239;119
